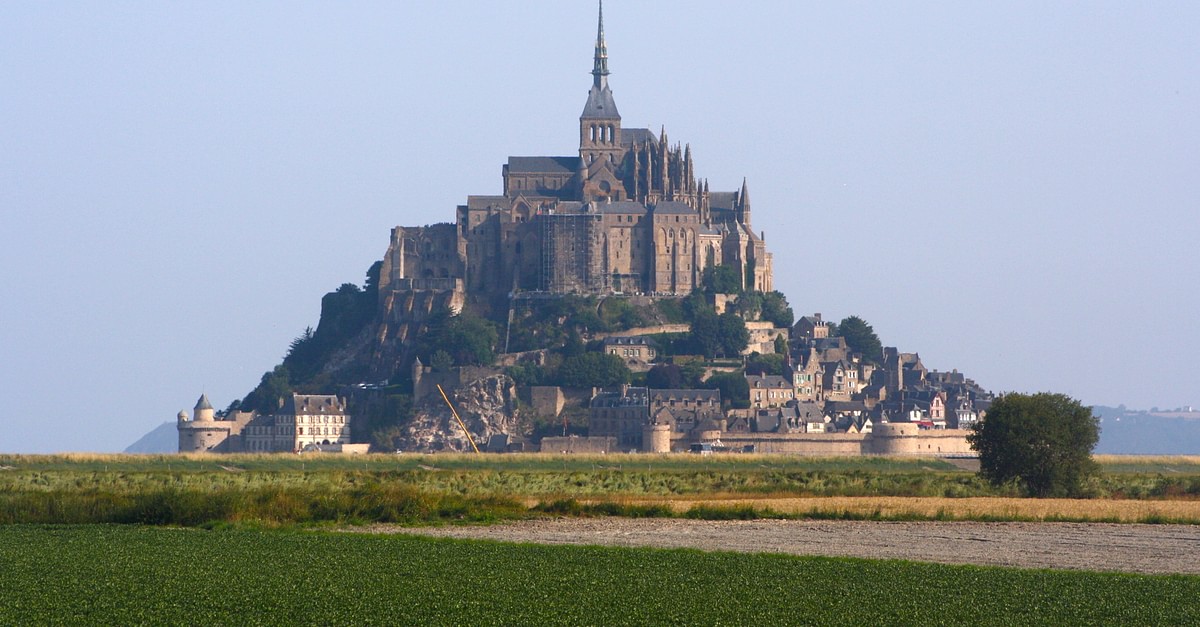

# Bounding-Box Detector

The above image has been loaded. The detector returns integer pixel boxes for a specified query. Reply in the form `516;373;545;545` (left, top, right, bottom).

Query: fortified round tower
176;394;236;453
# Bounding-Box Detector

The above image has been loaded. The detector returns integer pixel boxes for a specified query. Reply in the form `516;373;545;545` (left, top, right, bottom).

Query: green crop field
0;525;1195;625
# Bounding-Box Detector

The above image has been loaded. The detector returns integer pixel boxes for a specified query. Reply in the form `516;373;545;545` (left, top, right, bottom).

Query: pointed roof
194;394;213;411
582;1;620;119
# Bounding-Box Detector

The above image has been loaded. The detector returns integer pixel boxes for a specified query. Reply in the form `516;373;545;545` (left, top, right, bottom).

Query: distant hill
124;422;177;454
1093;405;1200;455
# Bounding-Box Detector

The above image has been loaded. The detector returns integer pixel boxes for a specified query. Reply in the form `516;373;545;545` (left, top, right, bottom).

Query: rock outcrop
397;374;524;452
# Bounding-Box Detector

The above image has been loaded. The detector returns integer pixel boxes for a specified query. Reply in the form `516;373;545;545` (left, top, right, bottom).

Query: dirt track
371;519;1200;575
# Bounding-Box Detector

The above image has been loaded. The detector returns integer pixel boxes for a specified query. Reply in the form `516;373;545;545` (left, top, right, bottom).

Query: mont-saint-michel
177;3;990;456
7;4;1200;625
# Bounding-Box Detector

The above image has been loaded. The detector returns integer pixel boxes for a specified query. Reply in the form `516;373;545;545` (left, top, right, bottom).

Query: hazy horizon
3;1;1197;453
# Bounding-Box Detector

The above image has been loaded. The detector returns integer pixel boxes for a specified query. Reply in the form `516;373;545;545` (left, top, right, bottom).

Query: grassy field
1;525;1197;625
0;452;967;473
2;453;1199;526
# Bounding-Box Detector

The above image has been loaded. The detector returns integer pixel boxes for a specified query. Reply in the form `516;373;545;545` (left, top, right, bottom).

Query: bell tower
579;1;623;175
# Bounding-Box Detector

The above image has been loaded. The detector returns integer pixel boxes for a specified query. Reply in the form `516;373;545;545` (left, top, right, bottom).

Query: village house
747;372;795;409
602;336;657;368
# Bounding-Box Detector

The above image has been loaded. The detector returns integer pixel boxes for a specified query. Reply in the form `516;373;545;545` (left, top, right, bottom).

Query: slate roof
747;374;790;389
621;127;657;146
603;336;655;347
195;394;213;411
506;156;580;174
466;195;508;210
813;337;848;352
281;394;345;416
596;200;648;214
651;201;695;215
582;85;620;119
708;192;737;210
649;389;721;403
826;401;869;413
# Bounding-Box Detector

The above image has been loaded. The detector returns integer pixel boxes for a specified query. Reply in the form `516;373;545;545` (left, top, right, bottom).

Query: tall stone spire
739;178;752;228
593;0;609;89
581;0;617;118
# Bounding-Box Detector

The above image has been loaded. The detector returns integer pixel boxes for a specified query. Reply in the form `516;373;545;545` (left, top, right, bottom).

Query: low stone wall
685;427;974;457
718;432;866;456
540;436;618;454
595;324;690;339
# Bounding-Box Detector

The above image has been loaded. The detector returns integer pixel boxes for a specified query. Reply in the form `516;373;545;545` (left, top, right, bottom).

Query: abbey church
379;3;773;302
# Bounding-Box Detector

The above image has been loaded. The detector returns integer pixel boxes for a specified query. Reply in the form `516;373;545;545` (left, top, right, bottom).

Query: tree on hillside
968;392;1100;497
734;291;764;321
717;312;750;357
241;364;293;415
760;291;795;328
702;264;743;294
693;309;750;358
745;352;785;376
647;363;691;389
703;370;750;407
690;310;722;357
419;308;499;367
836;315;883;364
554;352;632;388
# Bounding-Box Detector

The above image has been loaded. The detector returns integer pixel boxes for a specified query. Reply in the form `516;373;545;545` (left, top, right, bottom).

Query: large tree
645;363;685;389
967;392;1100;497
836;315;883;364
760;291;795;328
690;310;722;357
701;264;743;294
702;370;750;407
717;312;750;357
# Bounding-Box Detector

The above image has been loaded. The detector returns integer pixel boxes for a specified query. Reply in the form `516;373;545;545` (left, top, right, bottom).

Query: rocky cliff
395;374;524;452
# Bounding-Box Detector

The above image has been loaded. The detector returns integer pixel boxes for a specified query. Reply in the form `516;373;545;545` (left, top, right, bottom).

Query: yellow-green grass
3;453;1200;527
590;495;1200;523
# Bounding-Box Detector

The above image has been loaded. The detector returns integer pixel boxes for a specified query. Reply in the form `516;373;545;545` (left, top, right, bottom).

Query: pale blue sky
2;1;1197;453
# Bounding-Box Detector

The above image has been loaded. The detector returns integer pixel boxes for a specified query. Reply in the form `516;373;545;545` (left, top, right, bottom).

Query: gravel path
366;519;1200;575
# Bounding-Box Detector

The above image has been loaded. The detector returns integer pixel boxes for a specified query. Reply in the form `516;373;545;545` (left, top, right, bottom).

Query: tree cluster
689;310;750;358
834;315;883;364
417;308;499;367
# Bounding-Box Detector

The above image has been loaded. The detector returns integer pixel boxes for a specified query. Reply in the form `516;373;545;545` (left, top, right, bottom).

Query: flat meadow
3;453;1200;525
3;453;1199;623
